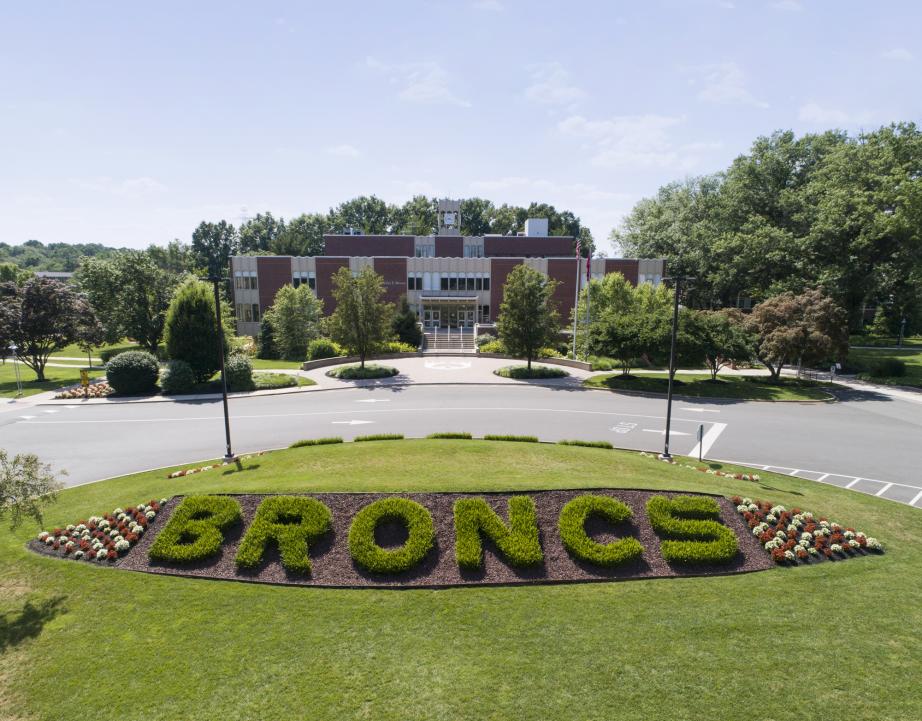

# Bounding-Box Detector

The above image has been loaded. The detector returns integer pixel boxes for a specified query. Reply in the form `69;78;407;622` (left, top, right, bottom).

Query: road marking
331;420;374;425
610;421;637;434
680;407;720;413
874;483;894;497
19;415;35;420
642;428;691;436
787;469;801;476
65;405;77;409
43;409;58;414
687;422;728;459
844;478;862;489
909;490;922;507
817;473;829;482
354;399;391;403
424;360;471;370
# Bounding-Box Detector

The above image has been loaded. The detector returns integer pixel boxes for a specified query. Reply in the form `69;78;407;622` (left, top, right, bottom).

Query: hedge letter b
148;496;242;564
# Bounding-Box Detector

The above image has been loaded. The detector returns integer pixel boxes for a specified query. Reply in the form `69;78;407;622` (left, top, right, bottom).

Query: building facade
230;203;664;337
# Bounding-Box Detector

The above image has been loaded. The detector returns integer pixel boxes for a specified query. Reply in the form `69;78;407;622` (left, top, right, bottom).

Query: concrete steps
423;330;476;353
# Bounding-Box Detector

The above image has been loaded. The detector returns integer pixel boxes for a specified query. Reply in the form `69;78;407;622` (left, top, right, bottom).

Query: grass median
584;371;836;401
2;440;919;721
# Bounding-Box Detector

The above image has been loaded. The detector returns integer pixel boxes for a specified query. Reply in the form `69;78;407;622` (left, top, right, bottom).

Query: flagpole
584;255;591;360
571;240;581;359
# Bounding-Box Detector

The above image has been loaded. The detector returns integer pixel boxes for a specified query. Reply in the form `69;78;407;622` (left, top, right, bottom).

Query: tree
76;251;181;353
460;198;495;236
192;221;238;277
263;284;324;361
392;295;421;348
271;214;326;256
865;305;891;338
0;277;90;381
496;265;560;370
164;278;226;382
0;262;33;285
392;196;436;235
257;316;278;359
328;267;394;368
0;449;64;529
691;309;754;380
745;289;848;380
330;196;388;235
592;311;659;376
239;212;285;253
147;240;198;275
75;304;106;368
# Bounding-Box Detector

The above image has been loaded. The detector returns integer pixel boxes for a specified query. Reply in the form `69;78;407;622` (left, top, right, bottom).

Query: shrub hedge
289;437;344;449
646;495;739;564
354;434;404;442
106;350;160;395
225;354;255;391
148;496;242;564
159;359;196;395
494;365;568;379
426;432;473;439
328;364;399;380
483;434;538;443
234;496;333;575
866;358;907;378
347;497;435;574
558;495;643;567
306;338;343;361
557;440;614;449
453;496;543;570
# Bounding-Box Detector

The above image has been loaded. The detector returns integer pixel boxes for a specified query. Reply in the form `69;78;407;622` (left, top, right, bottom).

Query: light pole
899;316;907;348
9;344;22;398
208;276;235;463
660;276;694;460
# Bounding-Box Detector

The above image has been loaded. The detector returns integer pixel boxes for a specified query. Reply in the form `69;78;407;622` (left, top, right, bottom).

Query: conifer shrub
106;350;160;395
348;498;435;574
453;496;543;569
646;495;739;564
558;495;643;566
159;359;196;395
234;496;333;574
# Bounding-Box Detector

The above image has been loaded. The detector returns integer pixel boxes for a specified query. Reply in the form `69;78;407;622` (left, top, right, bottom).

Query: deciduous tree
263;284;324;361
0;449;64;529
328;267;394;368
496;265;560;370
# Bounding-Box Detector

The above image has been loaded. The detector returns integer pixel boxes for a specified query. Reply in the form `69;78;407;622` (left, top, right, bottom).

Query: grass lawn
584;371;836;401
2;440;919;721
249;357;305;370
0;363;103;398
847;346;922;388
849;334;922;348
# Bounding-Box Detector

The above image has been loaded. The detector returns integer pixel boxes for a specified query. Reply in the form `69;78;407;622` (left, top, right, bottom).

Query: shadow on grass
0;596;67;652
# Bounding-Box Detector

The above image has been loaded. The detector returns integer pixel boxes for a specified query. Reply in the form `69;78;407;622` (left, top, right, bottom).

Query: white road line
642;429;690;436
787;469;801;476
681;407;720;413
909;490;922;507
687;422;728;460
817;473;829;482
43;409;58;414
19;415;35;420
874;483;894;497
845;478;863;489
331;420;374;425
354;399;391;403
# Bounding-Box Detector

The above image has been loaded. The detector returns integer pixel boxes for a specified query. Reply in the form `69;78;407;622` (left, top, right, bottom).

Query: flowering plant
167;451;266;478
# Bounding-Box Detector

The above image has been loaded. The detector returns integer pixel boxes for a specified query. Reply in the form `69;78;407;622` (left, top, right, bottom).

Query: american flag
575;236;581;258
586;253;591;282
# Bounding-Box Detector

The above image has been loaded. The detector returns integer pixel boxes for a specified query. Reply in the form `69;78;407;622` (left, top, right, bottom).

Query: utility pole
661;276;694;460
209;276;235;463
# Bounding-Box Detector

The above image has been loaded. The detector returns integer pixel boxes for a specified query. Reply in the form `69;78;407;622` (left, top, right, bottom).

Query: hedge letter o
348;497;435;574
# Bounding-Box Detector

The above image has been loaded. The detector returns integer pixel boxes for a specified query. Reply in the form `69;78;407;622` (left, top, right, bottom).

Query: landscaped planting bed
76;489;768;587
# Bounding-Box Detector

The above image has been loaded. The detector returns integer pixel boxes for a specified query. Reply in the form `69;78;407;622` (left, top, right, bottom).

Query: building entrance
422;304;475;329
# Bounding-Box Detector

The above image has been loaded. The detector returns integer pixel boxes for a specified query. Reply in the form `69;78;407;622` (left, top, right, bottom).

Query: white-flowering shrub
95;549;108;560
866;538;883;551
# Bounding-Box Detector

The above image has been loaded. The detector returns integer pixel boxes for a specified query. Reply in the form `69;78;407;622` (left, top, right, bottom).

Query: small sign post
80;369;89;399
697;424;704;462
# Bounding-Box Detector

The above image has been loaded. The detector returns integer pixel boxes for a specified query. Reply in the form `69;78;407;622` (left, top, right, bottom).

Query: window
464;245;484;258
407;273;422;291
440;276;449;291
415;245;435;257
251;304;260;322
235;303;260;322
478;305;491;323
233;271;258;290
292;271;316;290
483;276;490;291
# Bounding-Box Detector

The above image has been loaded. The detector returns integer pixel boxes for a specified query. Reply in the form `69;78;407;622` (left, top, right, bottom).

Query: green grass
187;372;315;394
494;364;569;379
0;363;104;398
249;358;305;370
2;441;920;721
847;346;922;388
849;334;922;348
48;340;138;363
584;372;836;401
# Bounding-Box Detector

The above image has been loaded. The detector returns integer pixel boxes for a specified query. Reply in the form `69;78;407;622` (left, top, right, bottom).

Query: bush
106;350;160;395
225;354;254;391
164;278;225;382
453;496;543;570
646;495;739;565
289;437;343;449
479;339;506;354
148;496;242;564
494;365;568;379
558;495;644;567
229;335;256;357
354;434;404;442
426;432;473;440
307;338;343;361
376;340;417;354
557;440;614;449
348;497;435;574
251;372;305;390
866;358;907;378
257;317;278;360
475;334;496;347
234;496;333;575
100;344;166;363
483;435;538;443
327;364;399;380
159;359;196;395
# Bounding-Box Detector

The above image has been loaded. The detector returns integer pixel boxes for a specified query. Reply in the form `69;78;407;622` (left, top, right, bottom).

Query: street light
207;276;235;463
660;276;695;461
8;344;22;398
899;316;907;348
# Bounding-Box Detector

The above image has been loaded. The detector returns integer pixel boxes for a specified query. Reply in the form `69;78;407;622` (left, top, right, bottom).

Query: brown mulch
109;489;773;588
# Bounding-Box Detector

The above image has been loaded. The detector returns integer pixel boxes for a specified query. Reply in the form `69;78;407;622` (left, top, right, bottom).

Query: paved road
1;381;920;508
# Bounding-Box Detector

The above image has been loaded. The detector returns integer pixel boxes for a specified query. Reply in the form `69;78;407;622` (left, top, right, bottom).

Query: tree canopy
327;267;394;368
496;265;561;370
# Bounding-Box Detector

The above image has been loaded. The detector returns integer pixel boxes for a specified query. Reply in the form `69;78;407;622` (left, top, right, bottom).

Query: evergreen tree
164;278;226;382
392;295;422;348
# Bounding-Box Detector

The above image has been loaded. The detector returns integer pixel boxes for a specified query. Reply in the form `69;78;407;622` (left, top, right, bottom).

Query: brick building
230;200;664;337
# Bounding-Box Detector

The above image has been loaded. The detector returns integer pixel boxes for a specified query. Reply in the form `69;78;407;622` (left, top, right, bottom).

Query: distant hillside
0;240;127;272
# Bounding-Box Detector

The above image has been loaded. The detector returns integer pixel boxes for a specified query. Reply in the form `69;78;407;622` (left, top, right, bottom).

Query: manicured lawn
0;363;103;398
849;334;922;348
249;357;305;370
847;346;922;388
2;440;919;721
584;372;836;400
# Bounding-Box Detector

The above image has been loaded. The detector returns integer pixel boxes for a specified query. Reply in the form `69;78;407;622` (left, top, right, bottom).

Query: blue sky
1;0;919;253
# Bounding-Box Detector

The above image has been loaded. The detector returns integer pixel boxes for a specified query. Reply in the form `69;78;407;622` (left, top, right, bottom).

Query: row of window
406;272;491;292
292;271;316;290
233;271;258;290
414;245;485;257
235;303;261;323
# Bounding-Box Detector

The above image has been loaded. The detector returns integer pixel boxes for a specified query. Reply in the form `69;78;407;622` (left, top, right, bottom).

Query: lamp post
660;276;694;460
898;316;907;348
9;344;22;398
208;276;235;463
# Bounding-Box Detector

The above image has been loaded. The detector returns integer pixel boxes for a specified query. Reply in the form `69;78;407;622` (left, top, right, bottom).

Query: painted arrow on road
680;407;720;413
354;399;391;403
642;429;691;436
331;420;375;425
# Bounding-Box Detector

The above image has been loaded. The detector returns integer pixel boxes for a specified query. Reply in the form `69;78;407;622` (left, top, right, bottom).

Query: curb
580;381;839;404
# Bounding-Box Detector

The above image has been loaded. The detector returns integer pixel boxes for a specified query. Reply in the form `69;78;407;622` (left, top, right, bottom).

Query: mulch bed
108;489;773;588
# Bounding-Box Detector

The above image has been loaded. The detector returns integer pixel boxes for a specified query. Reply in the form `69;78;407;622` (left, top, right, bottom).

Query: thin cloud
771;0;803;11
524;63;586;107
366;56;471;107
684;62;768;108
326;144;361;158
472;0;504;10
881;47;913;61
558;114;689;169
798;102;874;125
